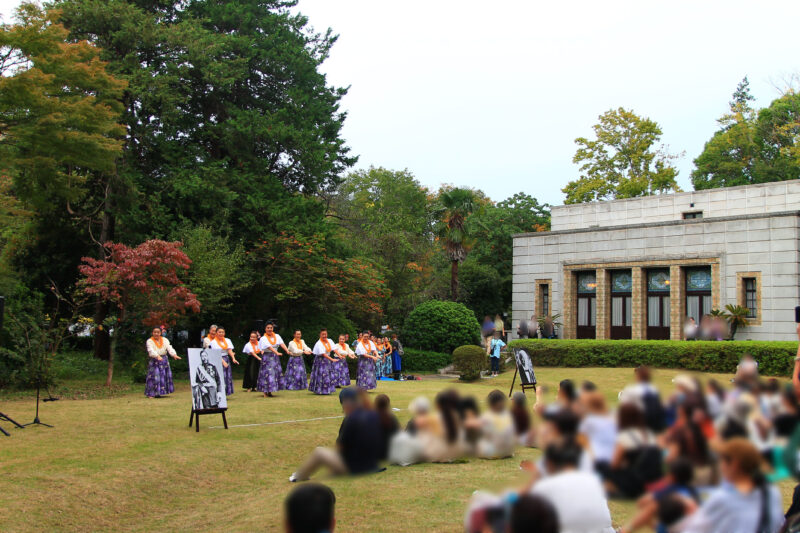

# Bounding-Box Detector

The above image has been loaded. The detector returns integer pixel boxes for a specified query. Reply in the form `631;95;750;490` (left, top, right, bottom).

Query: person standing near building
494;314;506;341
489;331;505;377
482;315;496;354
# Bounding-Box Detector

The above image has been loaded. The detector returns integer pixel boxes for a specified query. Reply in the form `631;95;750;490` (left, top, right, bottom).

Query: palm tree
438;188;478;301
724;304;750;340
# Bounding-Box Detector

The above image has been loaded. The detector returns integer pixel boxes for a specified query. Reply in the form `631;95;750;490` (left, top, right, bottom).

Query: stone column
595;268;610;339
670;265;683;340
632;267;645;339
562;269;576;339
711;262;721;311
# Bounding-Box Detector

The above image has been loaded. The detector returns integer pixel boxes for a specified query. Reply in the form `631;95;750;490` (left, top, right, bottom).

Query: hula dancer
242;331;262;392
209;327;238;396
202;324;218;348
285;330;311;390
145;326;181;398
380;337;393;377
355;332;378;390
308;329;338;395
335;334;356;387
390;333;403;380
257;322;287;397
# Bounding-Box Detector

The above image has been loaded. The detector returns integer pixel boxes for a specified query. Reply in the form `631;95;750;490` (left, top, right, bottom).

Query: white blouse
287;339;311;356
243;342;261;355
209;338;234;353
258;333;284;353
355;340;376;356
336;342;355;357
202;335;215;349
313;339;336;356
146;337;177;359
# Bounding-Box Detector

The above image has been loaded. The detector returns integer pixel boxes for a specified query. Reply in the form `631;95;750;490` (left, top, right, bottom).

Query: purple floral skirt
335;358;351;387
284;356;308;390
309;355;336;395
356;356;377;390
145;357;173;397
256;352;285;393
222;355;234;396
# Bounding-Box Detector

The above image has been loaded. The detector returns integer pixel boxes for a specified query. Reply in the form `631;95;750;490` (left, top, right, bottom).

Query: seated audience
374;394;400;461
290;387;381;482
510;392;534;447
579;391;618;469
476;389;516;459
284;483;335;533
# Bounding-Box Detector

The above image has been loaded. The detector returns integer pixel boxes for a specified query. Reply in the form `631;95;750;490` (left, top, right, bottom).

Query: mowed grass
0;367;796;532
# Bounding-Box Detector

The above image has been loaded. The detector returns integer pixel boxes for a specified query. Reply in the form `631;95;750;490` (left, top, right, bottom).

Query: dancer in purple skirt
145;327;181;398
285;330;312;390
209;327;238;396
355;331;379;391
308;329;338;395
257;322;288;397
335;334;356;387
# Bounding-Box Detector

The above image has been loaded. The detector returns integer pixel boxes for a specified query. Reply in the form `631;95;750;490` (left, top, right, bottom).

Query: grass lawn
1;366;796;532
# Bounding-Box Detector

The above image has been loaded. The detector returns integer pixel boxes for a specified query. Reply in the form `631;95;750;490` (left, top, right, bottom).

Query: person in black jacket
290;387;382;482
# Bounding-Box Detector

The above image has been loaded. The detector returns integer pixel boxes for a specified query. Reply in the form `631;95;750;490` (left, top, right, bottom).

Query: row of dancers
143;323;402;398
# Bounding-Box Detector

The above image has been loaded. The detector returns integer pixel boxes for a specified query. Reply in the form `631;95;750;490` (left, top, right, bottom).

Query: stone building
512;180;800;341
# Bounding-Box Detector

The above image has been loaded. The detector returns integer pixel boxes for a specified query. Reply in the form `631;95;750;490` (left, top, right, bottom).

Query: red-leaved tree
78;240;201;386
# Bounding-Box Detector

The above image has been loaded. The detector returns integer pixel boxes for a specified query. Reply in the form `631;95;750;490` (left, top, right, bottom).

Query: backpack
642;389;667;432
630;431;663;484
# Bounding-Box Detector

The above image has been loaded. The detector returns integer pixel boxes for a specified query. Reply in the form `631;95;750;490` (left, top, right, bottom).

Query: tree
436;188;481;301
78;240;201;386
563;108;681;204
332;167;435;326
692;79;800;189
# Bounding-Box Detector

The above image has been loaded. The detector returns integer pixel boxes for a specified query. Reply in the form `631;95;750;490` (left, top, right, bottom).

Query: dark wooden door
610;294;632;339
576;294;596;339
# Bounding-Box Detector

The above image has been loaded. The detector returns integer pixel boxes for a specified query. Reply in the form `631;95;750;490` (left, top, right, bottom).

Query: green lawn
0;366;795;532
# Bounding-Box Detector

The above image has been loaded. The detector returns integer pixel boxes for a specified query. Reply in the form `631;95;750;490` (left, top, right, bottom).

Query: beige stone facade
512;180;800;341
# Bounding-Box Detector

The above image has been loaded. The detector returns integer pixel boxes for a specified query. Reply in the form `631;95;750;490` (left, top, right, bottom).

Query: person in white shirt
525;440;615;533
334;334;356;387
242;331;263;392
257;322;287;397
285;330;312;390
202;324;218;348
308;329;339;395
145;326;181;398
578;391;618;468
209;327;238;396
355;331;379;390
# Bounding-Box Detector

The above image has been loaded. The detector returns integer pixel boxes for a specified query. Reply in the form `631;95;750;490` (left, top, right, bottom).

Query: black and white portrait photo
188;348;227;410
513;348;536;385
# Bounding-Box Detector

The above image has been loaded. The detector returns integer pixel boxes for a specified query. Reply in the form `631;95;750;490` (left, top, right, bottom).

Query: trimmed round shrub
453;344;488;381
402;300;481;354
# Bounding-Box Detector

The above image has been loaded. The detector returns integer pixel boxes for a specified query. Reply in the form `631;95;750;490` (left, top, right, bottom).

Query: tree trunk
106;329;117;387
729;322;738;341
450;260;459;301
93;195;115;360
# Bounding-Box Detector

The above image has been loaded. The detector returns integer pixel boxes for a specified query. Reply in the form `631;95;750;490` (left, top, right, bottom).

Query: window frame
736;272;762;326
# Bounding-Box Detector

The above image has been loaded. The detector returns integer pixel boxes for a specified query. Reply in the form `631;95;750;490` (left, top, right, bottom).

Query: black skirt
242;354;260;390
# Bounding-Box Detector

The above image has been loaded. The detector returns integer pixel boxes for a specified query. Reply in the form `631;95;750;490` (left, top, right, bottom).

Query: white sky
3;0;800;205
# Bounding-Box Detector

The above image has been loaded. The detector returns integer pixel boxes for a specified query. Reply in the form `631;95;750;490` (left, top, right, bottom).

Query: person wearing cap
673;438;783;532
289;387;382;482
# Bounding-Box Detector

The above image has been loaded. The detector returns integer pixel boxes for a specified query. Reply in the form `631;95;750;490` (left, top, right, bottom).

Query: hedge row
402;348;452;372
507;339;798;377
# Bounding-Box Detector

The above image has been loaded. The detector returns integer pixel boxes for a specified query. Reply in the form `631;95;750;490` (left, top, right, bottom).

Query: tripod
22;369;56;428
0;411;24;436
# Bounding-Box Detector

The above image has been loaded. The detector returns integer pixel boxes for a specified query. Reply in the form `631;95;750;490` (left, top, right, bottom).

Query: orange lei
150;337;164;349
293;339;304;351
216;337;228;350
359;340;371;353
320;338;332;352
249;340;260;353
265;333;278;345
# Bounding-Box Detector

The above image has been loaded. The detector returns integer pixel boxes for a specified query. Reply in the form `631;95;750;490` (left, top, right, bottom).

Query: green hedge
453;344;488;381
508;339;798;376
402;348;451;372
403;300;481;353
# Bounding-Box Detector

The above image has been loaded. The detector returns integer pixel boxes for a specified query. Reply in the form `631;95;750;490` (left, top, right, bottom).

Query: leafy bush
402;348;451;372
508;339;798;376
453;344;488;381
285;313;357;344
403;300;481;354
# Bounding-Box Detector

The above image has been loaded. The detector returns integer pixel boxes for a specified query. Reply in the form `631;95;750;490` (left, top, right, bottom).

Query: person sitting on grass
489;330;505;377
476;389;516;459
289;387;381;482
510;392;534;447
284;483;335;533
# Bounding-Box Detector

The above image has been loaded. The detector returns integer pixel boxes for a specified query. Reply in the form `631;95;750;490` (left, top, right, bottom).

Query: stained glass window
577;272;597;294
647;270;670;292
611;271;632;293
686;268;712;292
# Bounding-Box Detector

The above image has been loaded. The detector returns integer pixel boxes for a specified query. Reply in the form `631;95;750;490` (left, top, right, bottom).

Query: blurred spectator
509;494;559;533
579;391;618;470
516;315;536;339
620;366;667;432
683;317;698;340
482;316;496;355
290;387;381;482
510;392;534;447
284;483;335;533
663;399;716;486
489;331;505;377
459;396;483;455
494;314;506;341
540;316;557;339
705;379;726;420
389;397;430;466
476;390;515;459
374;394;400;461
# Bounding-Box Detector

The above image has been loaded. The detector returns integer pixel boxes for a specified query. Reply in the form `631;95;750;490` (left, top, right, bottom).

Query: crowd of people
683;316;731;341
144;323;404;399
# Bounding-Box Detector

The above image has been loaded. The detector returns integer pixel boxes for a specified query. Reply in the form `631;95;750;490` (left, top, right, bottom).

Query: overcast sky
3;0;799;205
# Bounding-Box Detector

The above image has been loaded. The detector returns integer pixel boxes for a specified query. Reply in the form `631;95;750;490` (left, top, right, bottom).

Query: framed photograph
513;348;537;386
188;348;227;411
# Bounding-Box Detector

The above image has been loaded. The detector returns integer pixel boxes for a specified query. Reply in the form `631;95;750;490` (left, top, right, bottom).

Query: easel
189;408;228;433
508;348;537;398
0;411;25;437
